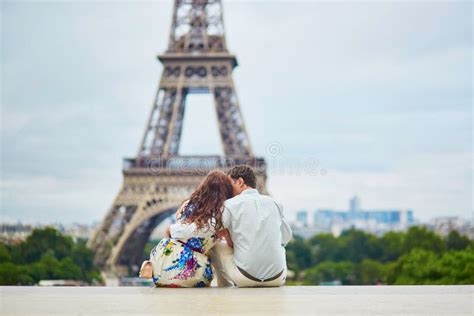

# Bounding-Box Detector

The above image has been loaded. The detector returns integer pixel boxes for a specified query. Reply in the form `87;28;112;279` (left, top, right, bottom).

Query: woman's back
141;170;234;287
149;202;217;287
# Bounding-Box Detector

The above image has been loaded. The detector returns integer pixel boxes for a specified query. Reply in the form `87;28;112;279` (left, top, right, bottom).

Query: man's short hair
227;165;257;188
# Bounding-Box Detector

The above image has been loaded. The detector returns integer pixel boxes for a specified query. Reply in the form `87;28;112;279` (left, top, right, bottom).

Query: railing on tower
123;155;267;174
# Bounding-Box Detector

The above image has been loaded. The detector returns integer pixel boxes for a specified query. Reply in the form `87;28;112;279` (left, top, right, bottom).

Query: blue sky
1;1;472;224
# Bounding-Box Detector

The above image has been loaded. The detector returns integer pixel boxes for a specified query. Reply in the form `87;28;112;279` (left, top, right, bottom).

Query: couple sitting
139;165;292;287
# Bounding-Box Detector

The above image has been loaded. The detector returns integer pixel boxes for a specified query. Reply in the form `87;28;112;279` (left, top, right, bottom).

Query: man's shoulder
225;191;280;209
224;194;246;209
224;190;259;210
245;191;278;203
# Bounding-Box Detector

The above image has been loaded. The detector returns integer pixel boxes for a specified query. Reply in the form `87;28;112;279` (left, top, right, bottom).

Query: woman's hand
175;200;190;220
165;225;171;238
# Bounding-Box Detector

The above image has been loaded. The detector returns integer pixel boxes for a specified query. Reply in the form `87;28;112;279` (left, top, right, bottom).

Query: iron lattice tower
88;0;267;276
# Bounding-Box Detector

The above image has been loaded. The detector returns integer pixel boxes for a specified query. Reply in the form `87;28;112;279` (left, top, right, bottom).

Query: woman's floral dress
149;203;217;287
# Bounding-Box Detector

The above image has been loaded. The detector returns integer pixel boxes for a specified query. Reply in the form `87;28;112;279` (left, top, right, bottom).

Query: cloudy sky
1;0;472;224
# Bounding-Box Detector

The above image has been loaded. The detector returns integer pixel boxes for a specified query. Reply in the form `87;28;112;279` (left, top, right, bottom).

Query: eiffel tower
88;0;267;276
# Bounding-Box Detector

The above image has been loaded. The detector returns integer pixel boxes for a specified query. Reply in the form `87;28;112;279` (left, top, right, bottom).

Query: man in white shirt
211;165;293;287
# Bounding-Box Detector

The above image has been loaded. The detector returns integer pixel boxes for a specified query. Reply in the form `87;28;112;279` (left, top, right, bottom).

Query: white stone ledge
1;285;472;316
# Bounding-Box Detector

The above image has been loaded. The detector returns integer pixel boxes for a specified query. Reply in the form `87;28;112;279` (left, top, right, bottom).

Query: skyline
1;1;472;224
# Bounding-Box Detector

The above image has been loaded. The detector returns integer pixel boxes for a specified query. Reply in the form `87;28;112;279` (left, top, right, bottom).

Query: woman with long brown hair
139;170;234;287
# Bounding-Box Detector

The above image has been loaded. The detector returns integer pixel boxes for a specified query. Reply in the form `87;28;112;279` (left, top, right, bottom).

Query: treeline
0;227;103;285
2;226;472;286
286;226;474;285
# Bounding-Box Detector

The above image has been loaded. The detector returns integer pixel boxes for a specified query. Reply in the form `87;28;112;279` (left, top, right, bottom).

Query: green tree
385;248;474;285
57;257;82;280
70;239;97;282
354;259;386;285
0;228;103;285
308;233;341;263
288;227;473;286
304;261;355;285
0;263;35;285
445;231;472;251
379;231;405;262
286;236;313;270
18;227;74;263
436;250;474;284
385;249;438;285
339;229;384;262
402;226;445;255
0;242;12;262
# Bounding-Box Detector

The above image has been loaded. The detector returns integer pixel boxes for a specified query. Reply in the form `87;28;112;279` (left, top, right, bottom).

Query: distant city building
0;222;97;243
426;216;474;240
0;223;34;244
58;223;97;241
349;196;360;213
296;210;309;227
289;225;328;239
292;196;415;237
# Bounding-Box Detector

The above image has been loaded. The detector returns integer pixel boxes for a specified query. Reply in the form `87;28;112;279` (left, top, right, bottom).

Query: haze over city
1;1;472;224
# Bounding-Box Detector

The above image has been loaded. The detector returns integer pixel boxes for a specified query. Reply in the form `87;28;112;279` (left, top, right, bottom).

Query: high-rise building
349;196;360;213
295;197;415;237
296;210;309;227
